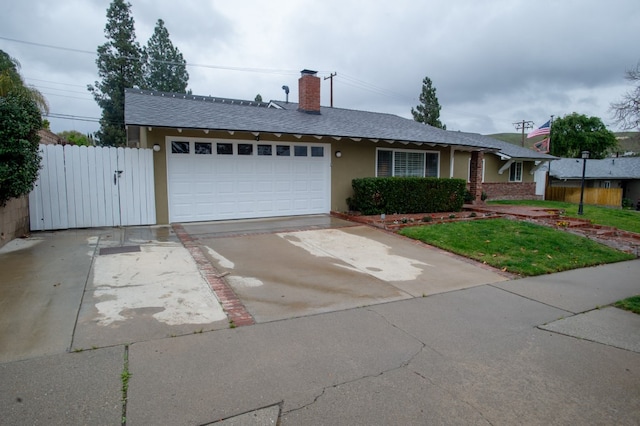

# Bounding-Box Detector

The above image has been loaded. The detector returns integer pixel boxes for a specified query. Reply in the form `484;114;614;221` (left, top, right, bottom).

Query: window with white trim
376;149;439;177
509;161;523;182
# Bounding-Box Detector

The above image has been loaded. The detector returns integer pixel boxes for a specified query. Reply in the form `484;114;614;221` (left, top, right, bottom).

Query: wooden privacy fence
29;144;156;231
546;186;622;207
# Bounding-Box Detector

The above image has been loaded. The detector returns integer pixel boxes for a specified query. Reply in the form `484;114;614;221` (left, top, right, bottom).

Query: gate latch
113;170;123;185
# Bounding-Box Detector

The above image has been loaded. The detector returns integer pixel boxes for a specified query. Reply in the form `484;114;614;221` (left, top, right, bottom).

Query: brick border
172;223;255;327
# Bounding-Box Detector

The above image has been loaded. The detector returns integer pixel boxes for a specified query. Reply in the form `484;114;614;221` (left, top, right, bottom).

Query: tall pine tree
88;0;142;146
142;19;189;93
411;76;446;129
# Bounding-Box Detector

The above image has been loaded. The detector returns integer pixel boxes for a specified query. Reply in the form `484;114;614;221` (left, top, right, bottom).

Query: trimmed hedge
347;177;467;215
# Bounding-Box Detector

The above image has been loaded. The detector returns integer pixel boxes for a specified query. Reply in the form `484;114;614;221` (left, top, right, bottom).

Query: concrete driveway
0;226;229;362
0;215;508;360
183;215;510;322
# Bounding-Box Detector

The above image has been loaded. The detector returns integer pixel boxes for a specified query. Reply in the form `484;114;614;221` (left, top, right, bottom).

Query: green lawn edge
488;200;640;234
614;295;640;314
399;218;635;276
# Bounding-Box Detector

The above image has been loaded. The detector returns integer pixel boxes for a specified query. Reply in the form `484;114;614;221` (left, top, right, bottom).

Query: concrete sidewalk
1;228;639;424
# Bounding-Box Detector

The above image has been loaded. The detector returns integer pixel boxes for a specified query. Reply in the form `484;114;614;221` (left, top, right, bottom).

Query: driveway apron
187;216;509;323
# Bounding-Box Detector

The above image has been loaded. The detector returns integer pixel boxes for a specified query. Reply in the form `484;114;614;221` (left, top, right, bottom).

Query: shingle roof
548;157;640;179
452;131;556;161
124;89;552;159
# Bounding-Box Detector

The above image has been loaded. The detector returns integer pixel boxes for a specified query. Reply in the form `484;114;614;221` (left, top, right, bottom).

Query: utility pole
513;119;534;147
324;72;337;107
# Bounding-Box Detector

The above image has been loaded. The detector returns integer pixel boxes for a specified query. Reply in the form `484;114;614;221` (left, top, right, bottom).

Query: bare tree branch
610;63;640;130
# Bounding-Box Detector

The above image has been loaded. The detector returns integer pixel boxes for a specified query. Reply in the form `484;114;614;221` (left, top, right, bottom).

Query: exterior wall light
153;144;161;152
335;151;342;158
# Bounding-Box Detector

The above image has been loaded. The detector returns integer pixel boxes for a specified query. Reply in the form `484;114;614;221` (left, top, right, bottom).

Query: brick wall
0;196;30;248
298;71;321;113
482;182;540;200
469;151;484;204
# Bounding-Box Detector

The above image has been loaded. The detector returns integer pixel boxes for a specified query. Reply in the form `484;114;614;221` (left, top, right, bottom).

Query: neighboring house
38;129;68;145
547;157;640;205
448;133;556;200
124;69;555;224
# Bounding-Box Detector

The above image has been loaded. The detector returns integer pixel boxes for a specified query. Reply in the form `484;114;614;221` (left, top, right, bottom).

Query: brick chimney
298;69;321;114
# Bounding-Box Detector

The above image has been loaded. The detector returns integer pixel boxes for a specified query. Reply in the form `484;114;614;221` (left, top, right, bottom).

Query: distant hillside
487;132;640;155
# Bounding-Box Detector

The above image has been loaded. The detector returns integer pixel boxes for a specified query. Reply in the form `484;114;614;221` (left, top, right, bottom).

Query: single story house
124;69;555;224
547;157;640;205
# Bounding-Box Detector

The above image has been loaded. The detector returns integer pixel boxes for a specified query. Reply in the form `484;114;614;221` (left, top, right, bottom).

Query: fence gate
29;144;156;231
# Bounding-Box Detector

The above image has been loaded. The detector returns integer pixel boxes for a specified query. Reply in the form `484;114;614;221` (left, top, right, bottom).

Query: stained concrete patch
73;241;229;349
91;243;226;326
540;307;640;353
198;224;508;322
279;228;432;281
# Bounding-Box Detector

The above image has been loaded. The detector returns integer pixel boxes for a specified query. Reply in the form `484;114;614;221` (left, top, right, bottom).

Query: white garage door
167;138;331;223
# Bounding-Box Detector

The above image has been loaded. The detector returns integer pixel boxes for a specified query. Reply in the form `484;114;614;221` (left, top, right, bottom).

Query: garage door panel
168;140;329;222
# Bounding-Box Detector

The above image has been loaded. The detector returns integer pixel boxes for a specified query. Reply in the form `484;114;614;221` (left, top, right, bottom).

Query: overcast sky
1;0;638;137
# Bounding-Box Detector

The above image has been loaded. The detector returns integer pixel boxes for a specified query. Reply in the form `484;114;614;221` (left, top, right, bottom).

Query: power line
0;35;300;75
46;112;101;123
513;120;534;146
25;76;88;88
34;85;91;96
40;92;94;101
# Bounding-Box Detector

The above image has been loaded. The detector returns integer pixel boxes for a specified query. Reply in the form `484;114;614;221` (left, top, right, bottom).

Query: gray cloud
1;0;637;136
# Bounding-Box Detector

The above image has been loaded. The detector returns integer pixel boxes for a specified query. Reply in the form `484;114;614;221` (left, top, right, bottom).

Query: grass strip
614;295;640;314
489;200;640;234
399;218;634;276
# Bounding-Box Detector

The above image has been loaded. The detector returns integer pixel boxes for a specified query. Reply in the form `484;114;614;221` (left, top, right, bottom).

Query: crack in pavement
487;283;576;315
283;307;437;417
283;307;502;424
410;369;495;426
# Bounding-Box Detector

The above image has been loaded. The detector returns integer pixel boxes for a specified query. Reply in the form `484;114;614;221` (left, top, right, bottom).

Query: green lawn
399;218;635;276
489;200;640;234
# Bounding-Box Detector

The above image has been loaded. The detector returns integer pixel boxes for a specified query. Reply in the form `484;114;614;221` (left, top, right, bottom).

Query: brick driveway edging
172;223;255;327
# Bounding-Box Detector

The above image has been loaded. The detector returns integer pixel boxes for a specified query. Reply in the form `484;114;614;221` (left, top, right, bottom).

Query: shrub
348;177;467;215
0;94;43;206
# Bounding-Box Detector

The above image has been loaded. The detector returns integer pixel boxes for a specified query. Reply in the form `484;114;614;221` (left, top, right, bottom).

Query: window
425;152;439;177
311;146;324;157
257;144;272;156
376;149;439;177
276;145;290;156
509;161;523;182
294;146;308;156
394;151;424;177
238;144;253;155
377;150;393;177
217;143;233;155
171;141;189;154
194;142;212;155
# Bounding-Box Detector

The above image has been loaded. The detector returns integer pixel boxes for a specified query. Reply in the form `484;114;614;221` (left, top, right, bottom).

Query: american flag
533;138;549;153
527;120;551;138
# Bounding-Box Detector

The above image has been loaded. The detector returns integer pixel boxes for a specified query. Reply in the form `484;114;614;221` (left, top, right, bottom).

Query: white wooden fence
29;144;156;231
